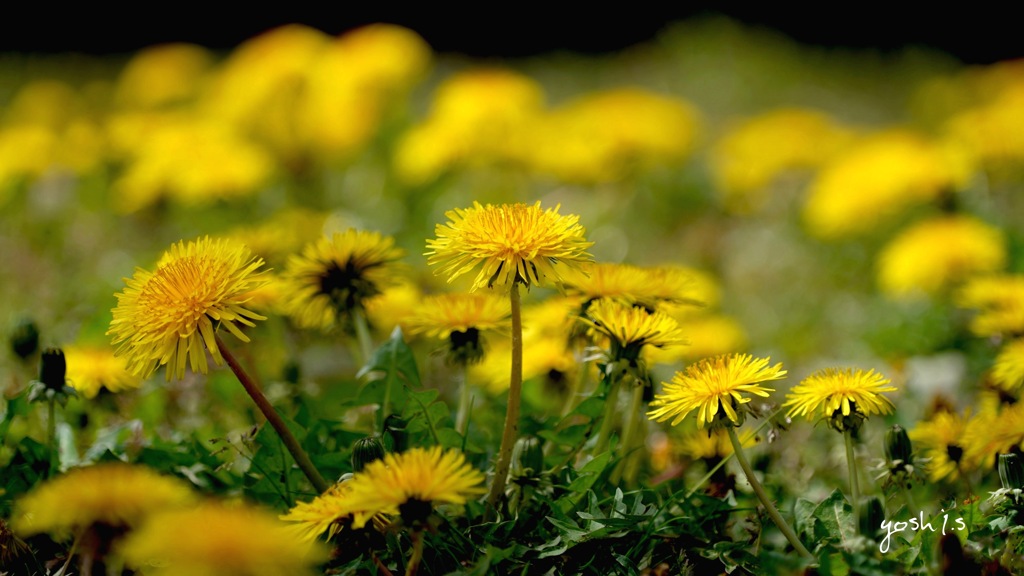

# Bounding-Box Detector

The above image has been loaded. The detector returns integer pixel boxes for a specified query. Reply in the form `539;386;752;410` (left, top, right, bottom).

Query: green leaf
812;489;856;548
556;452;612;515
357;327;421;391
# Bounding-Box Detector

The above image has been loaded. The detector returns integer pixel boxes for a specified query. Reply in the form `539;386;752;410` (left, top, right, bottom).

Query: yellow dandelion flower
646;314;747;365
426;201;593;292
64;344;142;399
993;339;1024;391
956;275;1024;337
802;130;972;239
909;409;971;482
561;262;703;309
280;229;404;331
108;236;268;381
114;43;213;110
471;334;577;395
783;367;897;426
122;501;328;576
364;280;423;335
877;215;1005;299
677;428;736;461
962;402;1024;470
407;292;511;365
946;85;1024;167
11;463;195;539
343;446;485;528
581;298;687;356
280;481;384;542
648;354;785;429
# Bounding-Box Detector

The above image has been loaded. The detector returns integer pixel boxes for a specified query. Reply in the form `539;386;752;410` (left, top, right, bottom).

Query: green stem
561;344;589;417
612;383;646;486
407;527;425;576
902;484;918;514
353;308;374;367
845;429;861;532
593;375;622;455
47;397;57;478
455;364;471;436
727;426;813;559
216;335;330;494
486;283;523;510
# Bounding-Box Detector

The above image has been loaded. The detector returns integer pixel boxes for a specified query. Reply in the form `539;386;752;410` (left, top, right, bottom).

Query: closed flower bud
999;453;1024;491
885;424;914;468
511;436;544;479
352;436;386;472
9;318;39;361
382;414;408;454
858;496;886;541
38;348;67;392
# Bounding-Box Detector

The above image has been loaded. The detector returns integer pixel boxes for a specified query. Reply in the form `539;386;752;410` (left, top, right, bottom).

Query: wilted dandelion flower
877;215;1005;299
783;367;897;431
64;344;142;398
11;463;195;539
344;446;485;528
956;275;1024;337
108;236;268;381
648;354;785;429
407;292;511;365
427;201;592;292
122;501;328;576
280;229;404;331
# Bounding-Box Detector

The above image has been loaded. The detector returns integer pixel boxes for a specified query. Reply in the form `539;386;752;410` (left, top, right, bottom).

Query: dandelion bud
511;436;544;479
382;414;408;453
352;436;386;472
885;424;914;468
858;496;885;541
9;318;39;361
999;453;1024;491
38;348;67;391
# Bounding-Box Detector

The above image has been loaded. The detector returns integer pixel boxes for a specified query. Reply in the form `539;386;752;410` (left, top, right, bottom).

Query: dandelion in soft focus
394;68;545;184
226;208;328;266
427;200;591;509
343;446;485;575
802;130;972;239
122;500;329;576
647;354;810;557
525;88;700;183
945;84;1024;170
877;215;1005;299
407;292;511;433
910;408;971;483
363;280;423;336
993;339;1024;391
280;229;405;337
12;463;195;573
108;236;268;381
961;401;1024;473
956;274;1024;337
710;107;853;213
63;344;142;399
561;262;702;312
113;43;213;110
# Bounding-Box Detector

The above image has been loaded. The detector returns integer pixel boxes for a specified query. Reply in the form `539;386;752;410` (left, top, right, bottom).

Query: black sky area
1;8;1020;65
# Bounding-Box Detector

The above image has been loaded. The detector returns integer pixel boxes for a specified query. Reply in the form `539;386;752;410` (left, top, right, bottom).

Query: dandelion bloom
956;275;1024;337
783;367;897;424
407;292;511;364
343;446;485;528
280;481;386;542
427;201;593;292
561;262;705;309
993;339;1024;391
909;409;970;482
108;236;268;381
648;354;785;429
580;298;687;357
11;463;195;539
877;215;1005;299
280;229;404;331
64;344;142;398
122;501;328;576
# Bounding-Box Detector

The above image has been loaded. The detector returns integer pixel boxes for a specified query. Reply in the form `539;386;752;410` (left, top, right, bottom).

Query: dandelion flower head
343;446;485;528
993;339;1024;391
426;201;593;292
648;354;785;429
280;481;383;543
108;236;268;381
909;408;970;482
64;344;142;399
11;463;195;539
122;501;328;576
580;298;687;359
280;229;404;331
783;367;897;429
956;274;1024;337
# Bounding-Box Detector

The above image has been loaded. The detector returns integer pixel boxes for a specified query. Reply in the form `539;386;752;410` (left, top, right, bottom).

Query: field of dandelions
2;18;1024;576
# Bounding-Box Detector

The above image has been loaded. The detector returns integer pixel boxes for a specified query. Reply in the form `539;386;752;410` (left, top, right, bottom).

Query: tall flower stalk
426;201;592;510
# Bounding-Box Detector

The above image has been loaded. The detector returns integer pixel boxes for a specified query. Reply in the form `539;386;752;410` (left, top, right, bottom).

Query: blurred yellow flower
527;88;700;183
783;367;896;427
946;85;1024;168
648;354;784;429
802;130;972;239
226;208;328;266
64;344;142;399
580;298;687;356
956;274;1024;337
648;314;747;364
108;236;268;381
877;215;1005;299
11;463;194;539
280;480;382;543
344;446;485;528
561;263;704;310
394;68;545;184
280;229;404;331
909;409;971;482
710;108;853;212
364;280;423;335
993;339;1024;391
408;292;510;365
677;428;738;461
961;401;1024;471
122;501;328;576
472;333;578;395
426;201;593;292
114;43;213;109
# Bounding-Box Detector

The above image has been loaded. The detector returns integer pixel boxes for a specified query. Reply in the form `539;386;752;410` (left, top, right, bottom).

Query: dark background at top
1;8;1020;65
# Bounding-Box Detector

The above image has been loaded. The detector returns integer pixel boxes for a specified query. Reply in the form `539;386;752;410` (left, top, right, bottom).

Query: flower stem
593;375;622;455
844;429;861;532
407;528;425;576
353;308;374;367
612;383;646;486
216;335;330;494
455;364;471;436
727;426;813;559
46;397;57;478
561;344;588;417
486;283;523;510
